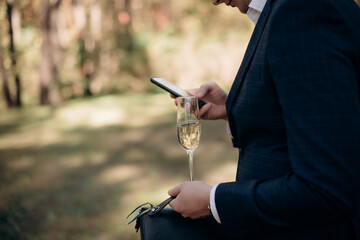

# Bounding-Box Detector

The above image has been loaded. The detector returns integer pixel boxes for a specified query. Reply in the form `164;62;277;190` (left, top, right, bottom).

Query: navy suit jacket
216;0;360;239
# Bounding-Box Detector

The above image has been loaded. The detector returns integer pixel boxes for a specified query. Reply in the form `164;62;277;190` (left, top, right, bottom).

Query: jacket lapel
226;0;273;112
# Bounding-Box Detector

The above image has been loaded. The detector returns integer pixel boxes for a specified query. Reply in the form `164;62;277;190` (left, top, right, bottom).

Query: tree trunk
7;0;21;107
124;0;132;36
75;0;103;97
0;44;15;108
39;0;62;105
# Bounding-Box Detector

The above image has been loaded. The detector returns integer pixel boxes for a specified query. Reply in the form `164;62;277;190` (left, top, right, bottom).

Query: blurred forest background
0;0;255;108
1;0;359;240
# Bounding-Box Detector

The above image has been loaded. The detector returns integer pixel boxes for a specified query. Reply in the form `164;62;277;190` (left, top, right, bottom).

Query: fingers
168;184;183;212
169;200;185;217
171;93;178;107
168;184;182;197
225;0;233;6
168;183;187;216
212;0;222;5
199;103;212;118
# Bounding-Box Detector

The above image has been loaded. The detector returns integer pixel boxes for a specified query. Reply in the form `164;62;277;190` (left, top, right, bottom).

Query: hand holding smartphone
150;78;206;108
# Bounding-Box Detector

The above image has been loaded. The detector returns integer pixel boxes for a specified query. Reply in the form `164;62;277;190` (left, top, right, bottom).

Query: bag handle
127;196;176;225
148;196;175;216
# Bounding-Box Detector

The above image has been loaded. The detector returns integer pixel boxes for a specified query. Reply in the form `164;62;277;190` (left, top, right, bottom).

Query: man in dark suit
168;0;360;238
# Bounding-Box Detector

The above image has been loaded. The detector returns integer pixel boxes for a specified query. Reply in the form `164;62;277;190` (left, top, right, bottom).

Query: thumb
187;88;199;96
168;185;182;197
197;89;206;98
198;82;214;98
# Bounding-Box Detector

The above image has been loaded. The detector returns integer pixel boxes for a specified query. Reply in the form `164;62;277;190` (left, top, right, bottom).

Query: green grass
0;93;237;240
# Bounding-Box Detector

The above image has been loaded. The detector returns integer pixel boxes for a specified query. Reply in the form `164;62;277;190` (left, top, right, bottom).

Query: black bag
129;197;224;240
135;208;223;240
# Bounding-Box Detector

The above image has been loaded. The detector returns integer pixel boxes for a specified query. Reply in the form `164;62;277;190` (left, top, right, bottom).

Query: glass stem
187;150;194;181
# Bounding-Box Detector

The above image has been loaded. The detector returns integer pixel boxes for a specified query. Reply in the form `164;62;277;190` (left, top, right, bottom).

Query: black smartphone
150;77;206;108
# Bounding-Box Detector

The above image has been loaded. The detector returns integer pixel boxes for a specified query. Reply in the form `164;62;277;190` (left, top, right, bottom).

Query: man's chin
238;7;247;14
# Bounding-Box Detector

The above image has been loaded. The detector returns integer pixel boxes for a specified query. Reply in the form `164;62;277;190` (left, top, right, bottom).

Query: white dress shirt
210;0;268;224
247;0;268;25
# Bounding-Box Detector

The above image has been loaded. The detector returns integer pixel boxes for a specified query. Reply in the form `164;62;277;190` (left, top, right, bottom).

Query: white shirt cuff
210;184;221;224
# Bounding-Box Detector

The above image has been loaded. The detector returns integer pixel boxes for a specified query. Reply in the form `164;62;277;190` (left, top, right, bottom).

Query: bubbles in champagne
177;121;201;150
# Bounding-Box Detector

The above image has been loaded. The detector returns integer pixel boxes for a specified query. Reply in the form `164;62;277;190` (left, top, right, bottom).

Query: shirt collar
246;0;267;25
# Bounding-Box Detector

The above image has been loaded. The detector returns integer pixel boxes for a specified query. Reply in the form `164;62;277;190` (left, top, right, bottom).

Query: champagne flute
177;96;201;181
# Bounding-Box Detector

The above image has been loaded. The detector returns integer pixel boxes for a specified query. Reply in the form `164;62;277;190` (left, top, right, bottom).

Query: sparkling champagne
177;120;201;151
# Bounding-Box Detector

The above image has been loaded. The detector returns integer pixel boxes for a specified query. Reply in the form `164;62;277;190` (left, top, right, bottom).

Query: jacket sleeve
215;0;360;232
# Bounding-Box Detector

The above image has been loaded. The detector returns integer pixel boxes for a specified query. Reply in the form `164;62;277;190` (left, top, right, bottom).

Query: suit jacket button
239;148;244;157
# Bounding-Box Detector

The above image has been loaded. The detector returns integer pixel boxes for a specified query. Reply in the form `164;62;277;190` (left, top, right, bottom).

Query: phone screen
150;78;189;97
150;78;206;108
